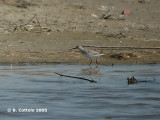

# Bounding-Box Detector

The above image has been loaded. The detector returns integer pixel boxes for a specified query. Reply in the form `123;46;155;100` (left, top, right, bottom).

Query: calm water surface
0;64;160;120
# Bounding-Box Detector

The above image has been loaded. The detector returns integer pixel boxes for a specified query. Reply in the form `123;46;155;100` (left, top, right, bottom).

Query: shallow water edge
0;64;160;120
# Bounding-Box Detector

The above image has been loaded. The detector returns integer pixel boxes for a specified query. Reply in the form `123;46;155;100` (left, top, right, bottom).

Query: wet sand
0;0;160;65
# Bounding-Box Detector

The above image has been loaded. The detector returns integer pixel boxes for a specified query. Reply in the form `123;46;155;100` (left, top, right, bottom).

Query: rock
127;76;138;84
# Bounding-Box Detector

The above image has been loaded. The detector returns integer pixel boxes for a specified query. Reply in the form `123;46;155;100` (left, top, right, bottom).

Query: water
0;64;160;120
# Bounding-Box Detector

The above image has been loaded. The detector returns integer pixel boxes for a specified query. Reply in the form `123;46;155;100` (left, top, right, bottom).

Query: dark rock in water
127;76;138;84
127;76;156;85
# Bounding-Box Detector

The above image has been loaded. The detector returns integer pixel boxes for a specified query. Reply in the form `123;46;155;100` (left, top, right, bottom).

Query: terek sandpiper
76;45;104;66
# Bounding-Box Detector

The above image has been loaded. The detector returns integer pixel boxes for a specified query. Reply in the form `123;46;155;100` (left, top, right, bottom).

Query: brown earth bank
0;0;160;65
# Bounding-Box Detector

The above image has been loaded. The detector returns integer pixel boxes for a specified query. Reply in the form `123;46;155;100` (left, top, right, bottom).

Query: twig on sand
20;14;41;27
82;45;160;50
101;9;125;20
53;72;97;83
14;14;41;31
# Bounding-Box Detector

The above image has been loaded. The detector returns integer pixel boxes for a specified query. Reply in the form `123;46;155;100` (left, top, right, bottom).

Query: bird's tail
100;54;104;56
100;51;104;56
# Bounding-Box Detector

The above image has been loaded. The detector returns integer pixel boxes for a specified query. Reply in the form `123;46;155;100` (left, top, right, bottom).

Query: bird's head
76;45;82;49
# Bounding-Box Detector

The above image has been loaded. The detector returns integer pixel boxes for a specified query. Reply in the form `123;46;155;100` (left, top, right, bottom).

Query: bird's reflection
80;66;101;76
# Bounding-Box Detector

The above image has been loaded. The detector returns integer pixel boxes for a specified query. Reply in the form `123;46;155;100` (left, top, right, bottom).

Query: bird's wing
87;49;100;55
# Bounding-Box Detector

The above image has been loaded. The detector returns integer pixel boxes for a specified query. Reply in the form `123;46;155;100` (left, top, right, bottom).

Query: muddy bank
0;31;160;65
1;49;160;65
0;0;160;65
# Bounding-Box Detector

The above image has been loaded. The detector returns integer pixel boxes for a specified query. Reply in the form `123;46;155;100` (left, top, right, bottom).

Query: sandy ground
0;0;160;65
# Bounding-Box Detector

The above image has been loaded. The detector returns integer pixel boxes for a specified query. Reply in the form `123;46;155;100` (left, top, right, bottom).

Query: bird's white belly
84;53;100;59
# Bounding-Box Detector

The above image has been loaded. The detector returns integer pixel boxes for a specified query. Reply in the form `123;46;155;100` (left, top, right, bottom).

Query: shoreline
0;0;159;65
0;48;159;65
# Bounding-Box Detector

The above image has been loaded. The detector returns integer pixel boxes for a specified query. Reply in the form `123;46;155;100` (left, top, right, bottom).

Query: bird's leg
96;59;99;67
89;59;92;66
96;59;98;64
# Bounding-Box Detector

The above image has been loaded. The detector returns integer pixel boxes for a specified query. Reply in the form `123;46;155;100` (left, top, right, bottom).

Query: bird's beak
72;47;77;49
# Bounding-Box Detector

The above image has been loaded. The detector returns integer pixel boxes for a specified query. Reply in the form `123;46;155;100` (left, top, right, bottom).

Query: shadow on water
0;64;160;120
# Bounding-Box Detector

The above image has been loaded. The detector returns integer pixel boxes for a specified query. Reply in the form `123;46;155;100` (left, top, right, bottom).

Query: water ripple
0;64;160;120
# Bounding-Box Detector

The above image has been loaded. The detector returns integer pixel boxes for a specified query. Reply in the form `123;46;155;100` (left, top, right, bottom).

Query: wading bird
76;45;104;66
